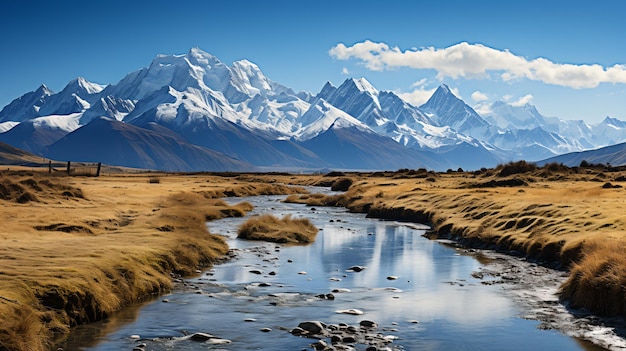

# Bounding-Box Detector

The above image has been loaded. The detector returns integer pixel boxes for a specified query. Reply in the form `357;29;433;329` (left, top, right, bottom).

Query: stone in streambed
189;332;216;341
297;321;326;335
347;266;366;272
336;308;364;315
360;320;377;328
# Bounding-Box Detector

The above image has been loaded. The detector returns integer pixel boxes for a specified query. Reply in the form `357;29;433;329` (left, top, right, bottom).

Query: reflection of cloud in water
366;285;514;326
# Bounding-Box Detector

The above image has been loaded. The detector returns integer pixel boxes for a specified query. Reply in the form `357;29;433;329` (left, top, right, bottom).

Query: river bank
0;170;306;351
279;163;626;318
59;193;610;351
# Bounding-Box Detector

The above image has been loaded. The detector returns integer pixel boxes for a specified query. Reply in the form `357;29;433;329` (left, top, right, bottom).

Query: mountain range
1;47;625;172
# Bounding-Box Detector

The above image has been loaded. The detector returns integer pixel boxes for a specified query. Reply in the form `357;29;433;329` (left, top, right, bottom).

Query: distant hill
0;141;45;165
537;141;626;167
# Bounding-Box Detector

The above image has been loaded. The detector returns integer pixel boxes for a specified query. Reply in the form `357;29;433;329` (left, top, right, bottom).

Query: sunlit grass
238;214;318;244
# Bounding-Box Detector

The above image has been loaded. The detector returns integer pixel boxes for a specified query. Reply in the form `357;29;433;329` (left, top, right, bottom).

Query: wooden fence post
96;163;102;177
49;161;52;174
67;161;71;175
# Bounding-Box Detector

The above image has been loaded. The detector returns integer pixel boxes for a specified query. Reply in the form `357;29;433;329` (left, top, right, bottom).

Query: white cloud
329;41;626;89
471;90;488;102
396;87;436;106
502;94;513;102
410;78;428;88
473;103;493;117
511;94;534;106
341;67;350;75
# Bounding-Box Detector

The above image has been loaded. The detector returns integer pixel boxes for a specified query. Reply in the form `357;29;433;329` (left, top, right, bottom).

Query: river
57;194;625;351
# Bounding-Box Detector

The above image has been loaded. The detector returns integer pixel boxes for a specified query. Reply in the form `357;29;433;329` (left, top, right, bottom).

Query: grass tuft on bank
238;214;318;244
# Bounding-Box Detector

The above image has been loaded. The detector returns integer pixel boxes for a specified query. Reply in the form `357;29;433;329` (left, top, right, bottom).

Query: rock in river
297;321;327;335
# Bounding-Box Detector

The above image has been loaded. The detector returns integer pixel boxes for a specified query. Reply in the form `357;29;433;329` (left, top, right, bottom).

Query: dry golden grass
238;214;318;244
0;170;307;351
3;164;626;350
281;166;626;316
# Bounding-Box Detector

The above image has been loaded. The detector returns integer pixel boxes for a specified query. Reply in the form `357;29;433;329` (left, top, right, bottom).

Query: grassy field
0;170;306;351
1;163;625;350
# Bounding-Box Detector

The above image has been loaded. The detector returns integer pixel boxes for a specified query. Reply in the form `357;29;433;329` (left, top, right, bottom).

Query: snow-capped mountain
477;100;626;160
421;84;491;138
1;47;625;171
0;84;53;122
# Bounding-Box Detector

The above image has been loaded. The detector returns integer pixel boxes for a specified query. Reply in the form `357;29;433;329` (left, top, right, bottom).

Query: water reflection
61;195;595;351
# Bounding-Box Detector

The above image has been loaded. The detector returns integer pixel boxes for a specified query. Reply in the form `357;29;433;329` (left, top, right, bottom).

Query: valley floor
0;163;625;350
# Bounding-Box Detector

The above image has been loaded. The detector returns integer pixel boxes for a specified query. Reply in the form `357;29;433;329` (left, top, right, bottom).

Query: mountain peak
349;77;378;96
601;116;626;128
438;84;451;94
36;84;53;95
66;77;105;95
317;81;337;100
423;84;461;108
187;47;213;58
183;47;222;68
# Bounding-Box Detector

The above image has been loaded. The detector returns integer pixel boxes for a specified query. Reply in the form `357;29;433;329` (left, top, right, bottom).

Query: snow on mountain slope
80;96;136;124
295;98;371;140
30;113;82;132
477;100;555;131
238;92;310;136
0;122;19;133
0;84;53;122
477;99;626;156
0;113;81;154
38;77;105;116
421;84;490;137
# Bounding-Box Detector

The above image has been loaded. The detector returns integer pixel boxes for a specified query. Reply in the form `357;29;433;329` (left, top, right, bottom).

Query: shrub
496;160;537;177
331;177;353;191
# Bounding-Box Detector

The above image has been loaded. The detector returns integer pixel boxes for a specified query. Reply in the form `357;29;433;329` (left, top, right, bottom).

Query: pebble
347;265;366;272
290;318;397;350
336;308;364;315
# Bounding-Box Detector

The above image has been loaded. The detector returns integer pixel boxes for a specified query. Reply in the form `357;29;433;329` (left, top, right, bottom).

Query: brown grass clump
331;177;353;191
559;239;626;316
496;160;537;177
238;214;318;244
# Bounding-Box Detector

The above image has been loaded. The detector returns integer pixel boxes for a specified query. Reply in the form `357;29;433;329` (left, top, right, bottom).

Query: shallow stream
59;194;626;351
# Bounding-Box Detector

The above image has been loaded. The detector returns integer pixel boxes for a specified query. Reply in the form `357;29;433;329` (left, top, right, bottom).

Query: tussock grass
238;214;318;244
559;239;626;316
0;170;307;351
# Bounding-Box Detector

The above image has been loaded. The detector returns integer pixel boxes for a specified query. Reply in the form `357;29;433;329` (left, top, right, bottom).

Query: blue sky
1;0;625;123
